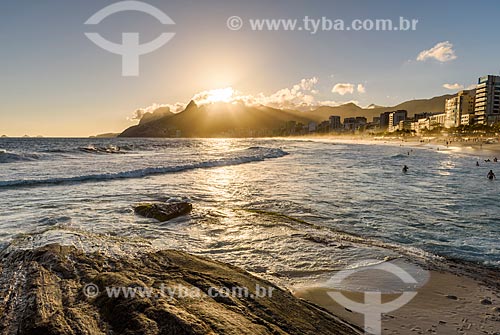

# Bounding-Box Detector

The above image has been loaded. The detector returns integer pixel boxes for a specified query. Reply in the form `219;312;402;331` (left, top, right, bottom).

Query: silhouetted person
494;157;498;163
476;161;480;167
402;165;408;173
487;170;496;180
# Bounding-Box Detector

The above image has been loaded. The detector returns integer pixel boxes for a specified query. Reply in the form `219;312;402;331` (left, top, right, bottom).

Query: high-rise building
379;111;392;130
474;75;500;125
388;110;407;132
329;115;341;130
444;90;475;128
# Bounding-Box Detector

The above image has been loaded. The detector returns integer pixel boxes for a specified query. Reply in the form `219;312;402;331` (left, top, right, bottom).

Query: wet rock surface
134;202;193;222
0;244;361;335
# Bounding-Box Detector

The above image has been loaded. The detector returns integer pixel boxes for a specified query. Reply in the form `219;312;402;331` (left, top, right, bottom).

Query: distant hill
308;94;454;123
119;94;454;137
90;133;120;138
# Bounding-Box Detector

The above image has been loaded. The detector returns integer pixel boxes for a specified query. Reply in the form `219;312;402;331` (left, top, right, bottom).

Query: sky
1;0;500;137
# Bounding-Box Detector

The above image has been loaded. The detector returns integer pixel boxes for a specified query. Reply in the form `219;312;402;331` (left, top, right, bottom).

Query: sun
204;87;235;103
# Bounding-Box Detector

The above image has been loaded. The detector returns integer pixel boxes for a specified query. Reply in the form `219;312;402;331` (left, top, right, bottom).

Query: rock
134;202;192;222
480;298;492;305
446;295;458;300
0;244;362;335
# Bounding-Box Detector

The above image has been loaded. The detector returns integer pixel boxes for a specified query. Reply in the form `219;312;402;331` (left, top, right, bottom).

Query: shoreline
294;269;499;335
292;254;500;335
277;134;500;156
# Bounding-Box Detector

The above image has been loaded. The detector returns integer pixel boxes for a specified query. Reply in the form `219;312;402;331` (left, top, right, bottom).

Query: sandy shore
294;269;499;334
282;134;500;157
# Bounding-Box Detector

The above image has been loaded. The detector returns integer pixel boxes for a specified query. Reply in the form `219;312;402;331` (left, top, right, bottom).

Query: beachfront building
355;117;367;127
444;90;475;128
388;110;408;132
317;121;331;133
343;117;356;131
461;113;474;126
429;113;446;129
416;118;431;133
329;115;342;130
474;75;500;125
398;120;413;132
379;111;391;130
308;122;317;132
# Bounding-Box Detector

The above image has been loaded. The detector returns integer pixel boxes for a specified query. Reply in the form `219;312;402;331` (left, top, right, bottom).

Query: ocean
0;137;498;287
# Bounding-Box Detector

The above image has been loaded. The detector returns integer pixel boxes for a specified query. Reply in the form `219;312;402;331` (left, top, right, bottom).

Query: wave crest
0;147;288;188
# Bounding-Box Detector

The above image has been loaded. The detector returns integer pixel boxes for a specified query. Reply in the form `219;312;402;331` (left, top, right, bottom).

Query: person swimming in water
487;170;496;180
402;165;408;173
476;161;480;167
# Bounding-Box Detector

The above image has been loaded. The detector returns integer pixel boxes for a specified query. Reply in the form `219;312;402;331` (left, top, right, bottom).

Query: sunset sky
1;0;500;137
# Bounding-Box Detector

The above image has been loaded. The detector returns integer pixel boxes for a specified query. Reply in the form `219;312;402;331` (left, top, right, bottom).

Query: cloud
332;83;355;95
130;109;146;121
131;77;363;119
128;102;185;121
443;83;464;90
357;84;366;93
417;41;457;62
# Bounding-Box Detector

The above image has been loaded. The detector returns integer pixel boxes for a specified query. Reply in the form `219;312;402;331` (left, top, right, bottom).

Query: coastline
277;134;500;161
294;269;499;335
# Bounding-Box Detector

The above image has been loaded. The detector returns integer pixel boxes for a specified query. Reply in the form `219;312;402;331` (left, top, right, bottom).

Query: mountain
119;94;454;137
90;133;120;138
308;94;454;123
120;101;314;137
138;107;174;125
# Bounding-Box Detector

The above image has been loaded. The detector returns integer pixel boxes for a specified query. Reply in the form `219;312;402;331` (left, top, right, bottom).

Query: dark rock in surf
0;244;362;335
134;202;193;222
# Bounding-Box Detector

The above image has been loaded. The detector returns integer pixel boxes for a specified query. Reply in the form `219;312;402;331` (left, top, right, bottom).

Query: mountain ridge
119;93;455;137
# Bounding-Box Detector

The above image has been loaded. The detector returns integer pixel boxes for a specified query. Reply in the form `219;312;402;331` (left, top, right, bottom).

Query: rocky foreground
0;244;361;335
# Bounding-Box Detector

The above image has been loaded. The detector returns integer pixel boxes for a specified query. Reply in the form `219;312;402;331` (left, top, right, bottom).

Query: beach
295;264;499;334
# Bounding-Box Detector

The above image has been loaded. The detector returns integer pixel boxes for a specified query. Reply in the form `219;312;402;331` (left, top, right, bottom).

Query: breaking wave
0;147;288;188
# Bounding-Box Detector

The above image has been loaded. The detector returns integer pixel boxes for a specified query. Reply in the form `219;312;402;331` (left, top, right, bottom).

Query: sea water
0;137;498;286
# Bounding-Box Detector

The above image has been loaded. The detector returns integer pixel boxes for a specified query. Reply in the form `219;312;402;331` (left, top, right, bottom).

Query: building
398;120;413;132
416;118;431;133
317;121;331;133
461;113;474;126
329;115;342;130
414;112;434;121
355;117;367;128
429;113;446;129
388;110;408;132
379;111;392;130
474;75;500;125
343;117;356;131
308;122;317;132
444;90;475;128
